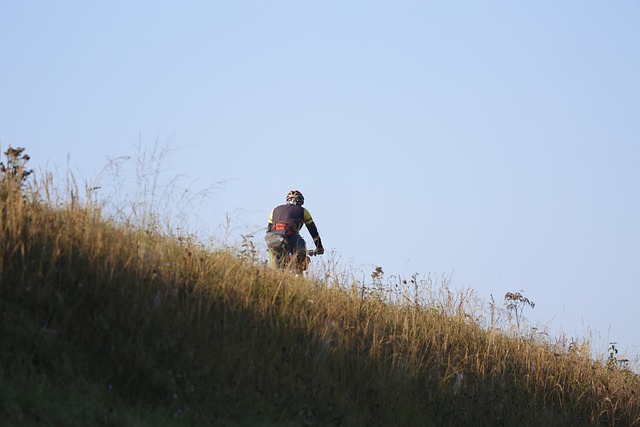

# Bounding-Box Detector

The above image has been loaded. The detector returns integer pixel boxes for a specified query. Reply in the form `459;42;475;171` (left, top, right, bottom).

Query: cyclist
265;189;324;272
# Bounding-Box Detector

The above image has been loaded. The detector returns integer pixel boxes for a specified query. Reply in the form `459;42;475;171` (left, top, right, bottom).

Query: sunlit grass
1;153;639;426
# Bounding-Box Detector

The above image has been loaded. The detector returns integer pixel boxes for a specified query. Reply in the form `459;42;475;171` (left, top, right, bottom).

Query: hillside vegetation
1;150;639;426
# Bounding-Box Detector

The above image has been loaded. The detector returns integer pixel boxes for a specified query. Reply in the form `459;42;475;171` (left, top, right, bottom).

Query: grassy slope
1;184;639;427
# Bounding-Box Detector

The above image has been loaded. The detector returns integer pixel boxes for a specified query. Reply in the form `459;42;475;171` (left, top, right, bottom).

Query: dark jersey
267;204;320;241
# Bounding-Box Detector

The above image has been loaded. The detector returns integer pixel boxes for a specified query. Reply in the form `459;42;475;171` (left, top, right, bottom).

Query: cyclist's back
270;204;311;234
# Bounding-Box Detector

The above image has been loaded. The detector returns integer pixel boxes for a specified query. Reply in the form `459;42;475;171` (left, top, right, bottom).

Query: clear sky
2;1;639;362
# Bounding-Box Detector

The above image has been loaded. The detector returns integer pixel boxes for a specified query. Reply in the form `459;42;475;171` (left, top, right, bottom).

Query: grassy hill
1;155;639;426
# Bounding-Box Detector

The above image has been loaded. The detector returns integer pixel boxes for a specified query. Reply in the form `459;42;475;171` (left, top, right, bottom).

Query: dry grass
1;163;639;426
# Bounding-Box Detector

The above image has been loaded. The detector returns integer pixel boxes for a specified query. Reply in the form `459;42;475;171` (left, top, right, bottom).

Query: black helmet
286;189;304;206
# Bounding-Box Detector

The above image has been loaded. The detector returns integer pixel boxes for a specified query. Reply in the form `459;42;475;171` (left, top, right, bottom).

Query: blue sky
2;1;639;361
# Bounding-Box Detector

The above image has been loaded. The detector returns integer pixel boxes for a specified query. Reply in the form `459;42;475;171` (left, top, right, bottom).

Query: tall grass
1;157;639;426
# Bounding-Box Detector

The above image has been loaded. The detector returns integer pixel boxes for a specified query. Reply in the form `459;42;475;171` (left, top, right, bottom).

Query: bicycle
271;247;322;273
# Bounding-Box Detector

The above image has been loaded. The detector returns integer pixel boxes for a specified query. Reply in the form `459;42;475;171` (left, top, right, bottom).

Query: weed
0;146;33;201
504;290;535;331
239;233;259;261
608;342;631;370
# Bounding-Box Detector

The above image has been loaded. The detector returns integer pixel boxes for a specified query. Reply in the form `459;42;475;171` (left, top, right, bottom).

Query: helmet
286;189;304;206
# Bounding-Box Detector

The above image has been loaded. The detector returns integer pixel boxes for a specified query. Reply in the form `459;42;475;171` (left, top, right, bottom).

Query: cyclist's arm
267;209;274;232
303;208;323;252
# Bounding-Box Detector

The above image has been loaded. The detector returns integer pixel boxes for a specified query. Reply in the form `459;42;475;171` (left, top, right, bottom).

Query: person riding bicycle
265;189;324;272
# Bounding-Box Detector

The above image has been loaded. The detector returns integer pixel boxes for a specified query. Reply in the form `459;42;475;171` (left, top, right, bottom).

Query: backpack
265;231;289;254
